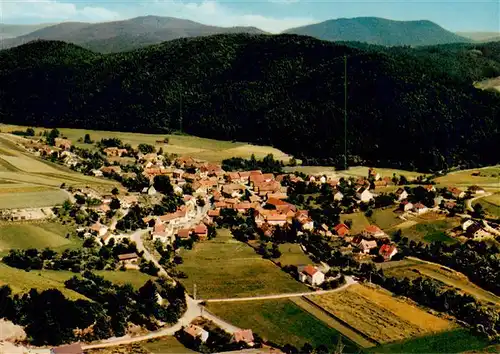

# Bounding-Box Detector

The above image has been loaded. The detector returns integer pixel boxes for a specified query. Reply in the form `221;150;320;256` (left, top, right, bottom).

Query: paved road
203;276;357;303
465;192;492;212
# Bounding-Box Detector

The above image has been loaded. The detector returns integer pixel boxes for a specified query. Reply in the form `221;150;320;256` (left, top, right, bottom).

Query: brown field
385;262;500;307
307;284;454;344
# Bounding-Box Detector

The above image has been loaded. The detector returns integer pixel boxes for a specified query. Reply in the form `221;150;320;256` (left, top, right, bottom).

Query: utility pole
179;88;183;133
193;283;197;300
344;55;348;171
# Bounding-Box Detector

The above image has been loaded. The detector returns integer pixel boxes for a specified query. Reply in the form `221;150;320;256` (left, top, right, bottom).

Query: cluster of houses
183;323;255;347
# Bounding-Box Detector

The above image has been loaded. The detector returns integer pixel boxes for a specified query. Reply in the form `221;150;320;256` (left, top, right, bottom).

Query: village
0;130;499;354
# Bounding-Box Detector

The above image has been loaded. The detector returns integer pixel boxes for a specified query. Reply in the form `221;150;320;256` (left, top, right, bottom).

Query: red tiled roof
379;244;397;258
233;329;254;344
208;209;220;217
302;265;318;277
177;228;191;238
194;223;208;234
365;225;382;234
118;253;138;261
334;223;350;237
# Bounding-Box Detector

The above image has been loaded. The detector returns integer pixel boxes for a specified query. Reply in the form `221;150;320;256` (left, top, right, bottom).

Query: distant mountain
0;23;55;39
283;17;470;46
0;16;267;53
457;32;500;42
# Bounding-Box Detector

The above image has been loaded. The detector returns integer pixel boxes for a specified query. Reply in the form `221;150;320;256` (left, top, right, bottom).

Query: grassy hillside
0;35;500;171
0;16;266;53
284;17;470;46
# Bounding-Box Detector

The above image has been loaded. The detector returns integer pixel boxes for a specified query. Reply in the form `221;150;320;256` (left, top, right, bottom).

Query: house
54;138;72;150
462;219;476;231
103;147;128;157
357;240;378;254
444;201;457;210
208;209;220;217
232;329;255;346
333;223;350;237
425;185;437;192
468;185;485;195
395;188;409;201
413;203;428;214
295;210;314;230
465;223;483;238
400;200;414;212
100;165;122;175
356;188;374;203
184;324;209;343
91;169;103;177
266;198;296;213
50;343;83;354
298;265;325;286
177;228;191;240
334;191;344;201
374;180;388;188
118;253;138;265
255;181;281;196
379;244;398;261
194;223;208;241
368;168;381;181
448;187;466;199
120;195;139;208
90;222;108;237
362;225;386;238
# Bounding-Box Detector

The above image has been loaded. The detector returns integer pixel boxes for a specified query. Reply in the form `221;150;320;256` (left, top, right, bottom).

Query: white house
358;240;378;254
298;265;325;286
401;201;414;212
173;185;183;195
91;169;103;177
356;188;374;203
462;219;476;231
395;188;409;201
147;186;157;195
413;203;428;214
319;176;327;184
184;325;209;343
334;191;344;201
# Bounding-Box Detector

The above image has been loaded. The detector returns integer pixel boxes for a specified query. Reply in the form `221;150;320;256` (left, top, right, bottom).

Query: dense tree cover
3;239;140;272
284;18;470;46
222;154;284;173
394;237;500;296
116;204;147;230
138;143;155;154
1;36;500;171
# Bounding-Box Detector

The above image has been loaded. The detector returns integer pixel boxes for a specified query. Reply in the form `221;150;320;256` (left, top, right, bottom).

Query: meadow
276;243;313;267
177;229;308;299
368;208;404;231
206;299;359;351
340;212;370;234
0;222;81;254
307;284;454;344
474;193;500;218
401;216;460;244
370;329;492;353
0;125;292;163
434;166;500;186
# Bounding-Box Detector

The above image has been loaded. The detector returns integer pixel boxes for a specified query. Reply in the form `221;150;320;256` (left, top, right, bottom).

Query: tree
46;128;60;146
153;175;174;195
472;203;485;218
84;133;92;144
138;143;155;154
26;127;35;136
111;187;119;195
110;198;121;210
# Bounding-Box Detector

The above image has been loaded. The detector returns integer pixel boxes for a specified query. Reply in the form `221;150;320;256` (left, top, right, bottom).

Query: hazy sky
1;0;499;33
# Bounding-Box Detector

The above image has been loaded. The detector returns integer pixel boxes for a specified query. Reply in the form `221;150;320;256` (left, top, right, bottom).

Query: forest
1;35;500;171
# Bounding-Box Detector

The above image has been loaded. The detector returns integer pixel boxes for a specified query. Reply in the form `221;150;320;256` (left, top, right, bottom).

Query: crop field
338;166;424;179
206;299;359;351
340;212;370;234
177;229;307;299
0;125;292;163
371;329;492;353
435;166;500;186
0;263;85;300
0;222;80;254
384;262;500;306
307;284;454;344
0;189;69;209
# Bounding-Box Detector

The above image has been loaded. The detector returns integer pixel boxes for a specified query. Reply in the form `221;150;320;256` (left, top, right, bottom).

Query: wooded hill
1;34;500;171
284;17;470;46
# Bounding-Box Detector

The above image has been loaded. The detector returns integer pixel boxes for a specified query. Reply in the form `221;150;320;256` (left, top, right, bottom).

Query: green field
276;243;313;266
95;270;156;290
371;329;491;353
0;189;69;209
368;208;403;231
177;229;307;299
0;125;291;163
403;218;459;244
142;336;197;353
340;212;370;234
338;166;424;179
207;299;359;351
435;166;500;186
475;193;500;218
0;222;81;254
0;263;85;300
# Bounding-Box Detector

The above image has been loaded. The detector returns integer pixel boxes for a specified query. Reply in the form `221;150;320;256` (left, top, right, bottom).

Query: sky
1;0;499;33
